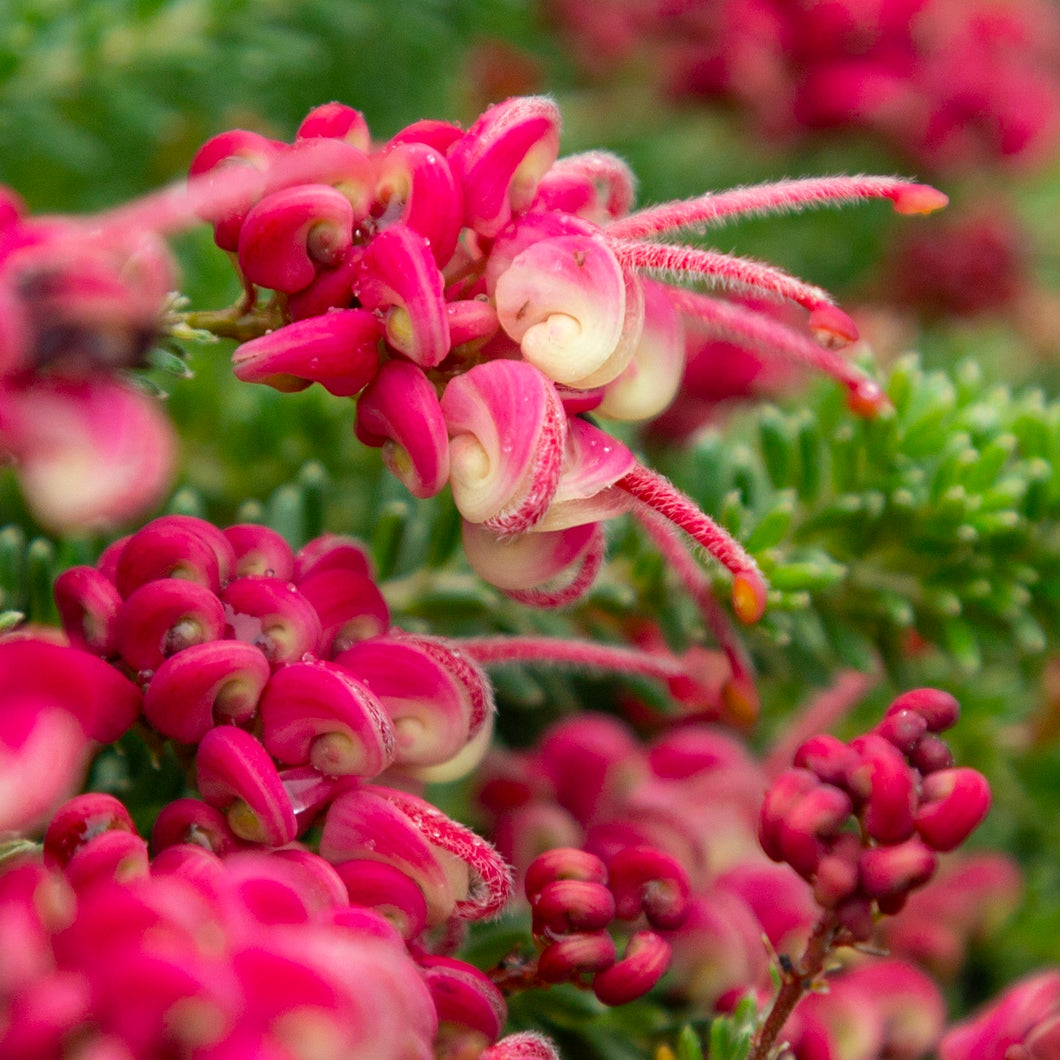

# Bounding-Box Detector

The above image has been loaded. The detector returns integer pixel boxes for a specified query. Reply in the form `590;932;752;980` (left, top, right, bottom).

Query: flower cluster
760;687;992;939
0;189;178;530
550;0;1060;173
181;94;945;620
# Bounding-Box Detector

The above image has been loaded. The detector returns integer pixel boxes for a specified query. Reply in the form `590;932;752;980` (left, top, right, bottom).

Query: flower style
181;95;945;622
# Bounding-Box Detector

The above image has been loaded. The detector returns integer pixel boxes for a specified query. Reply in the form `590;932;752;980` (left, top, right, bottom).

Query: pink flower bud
524;848;609;900
114;579;227;673
874;708;929;755
441;359;566;533
296;102;371;150
294;533;372;581
536;930;617;983
220;576;323;666
320;786;469;925
150;797;239;856
373;141;463;266
446;298;500;351
849;732;918;844
777;783;853;879
64;828;150;891
142;639;271;743
355;359;450;498
812;833;862;908
887;687;960;733
389;118;464;153
115;514;235;598
793;733;862;788
333;859;428;940
592;930;671;1006
237;184;354;293
915;767;991;852
258;659;395;777
223;523;296;581
334;633;491;768
278;763;338;830
295;567;390;656
859;838;937;900
0;376;177;533
0;638;142;744
758;767;820;863
286;244;363;319
605;846;691;930
448;95;561;237
43;793;136;869
188;129;283;250
835;895;877;942
495;234;643;389
356;223;450;366
195;726;297;846
419;954;507;1042
531;879;616;934
532;150;636;224
53;565;122;656
909;734;956;774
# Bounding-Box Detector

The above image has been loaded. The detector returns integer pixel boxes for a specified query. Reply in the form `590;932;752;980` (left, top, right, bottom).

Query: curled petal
142;639;272;743
237;184;355;293
375;786;514;920
63;828;150;891
195;725;297;846
446;298;500;352
114;579;227;673
150;797;240;856
320;785;470;925
115;514;236;598
373;141;463;266
223;523;296;581
592;930;671;1006
419;955;507;1041
258;659;395;777
0;638;142;744
296;102;371;150
531;879;615;935
43;792;136;869
187;129;284;250
449;95;560;238
296;567;391;655
535;417;636;532
915;768;991;852
294;533;373;581
849;732;918;844
605;846;692;930
525;848;609;901
355;360;450;498
233;311;382;397
287;244;362;320
334;859;428;940
334;633;493;768
462;520;605;606
0;376;177;533
388;118;464;153
356;224;450;367
53;565;122;656
494;235;642;389
533;150;637;223
220;576;323;667
441;359;566;533
536;931;616;983
598;279;685;421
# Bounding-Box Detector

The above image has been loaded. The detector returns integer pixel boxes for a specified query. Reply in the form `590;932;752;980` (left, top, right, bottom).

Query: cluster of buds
759;688;992;941
181;93;947;620
1;803;563;1060
522;844;690;1005
550;0;1060;173
0;186;178;530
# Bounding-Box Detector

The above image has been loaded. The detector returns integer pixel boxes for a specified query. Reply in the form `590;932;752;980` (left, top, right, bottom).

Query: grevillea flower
175;94;946;622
